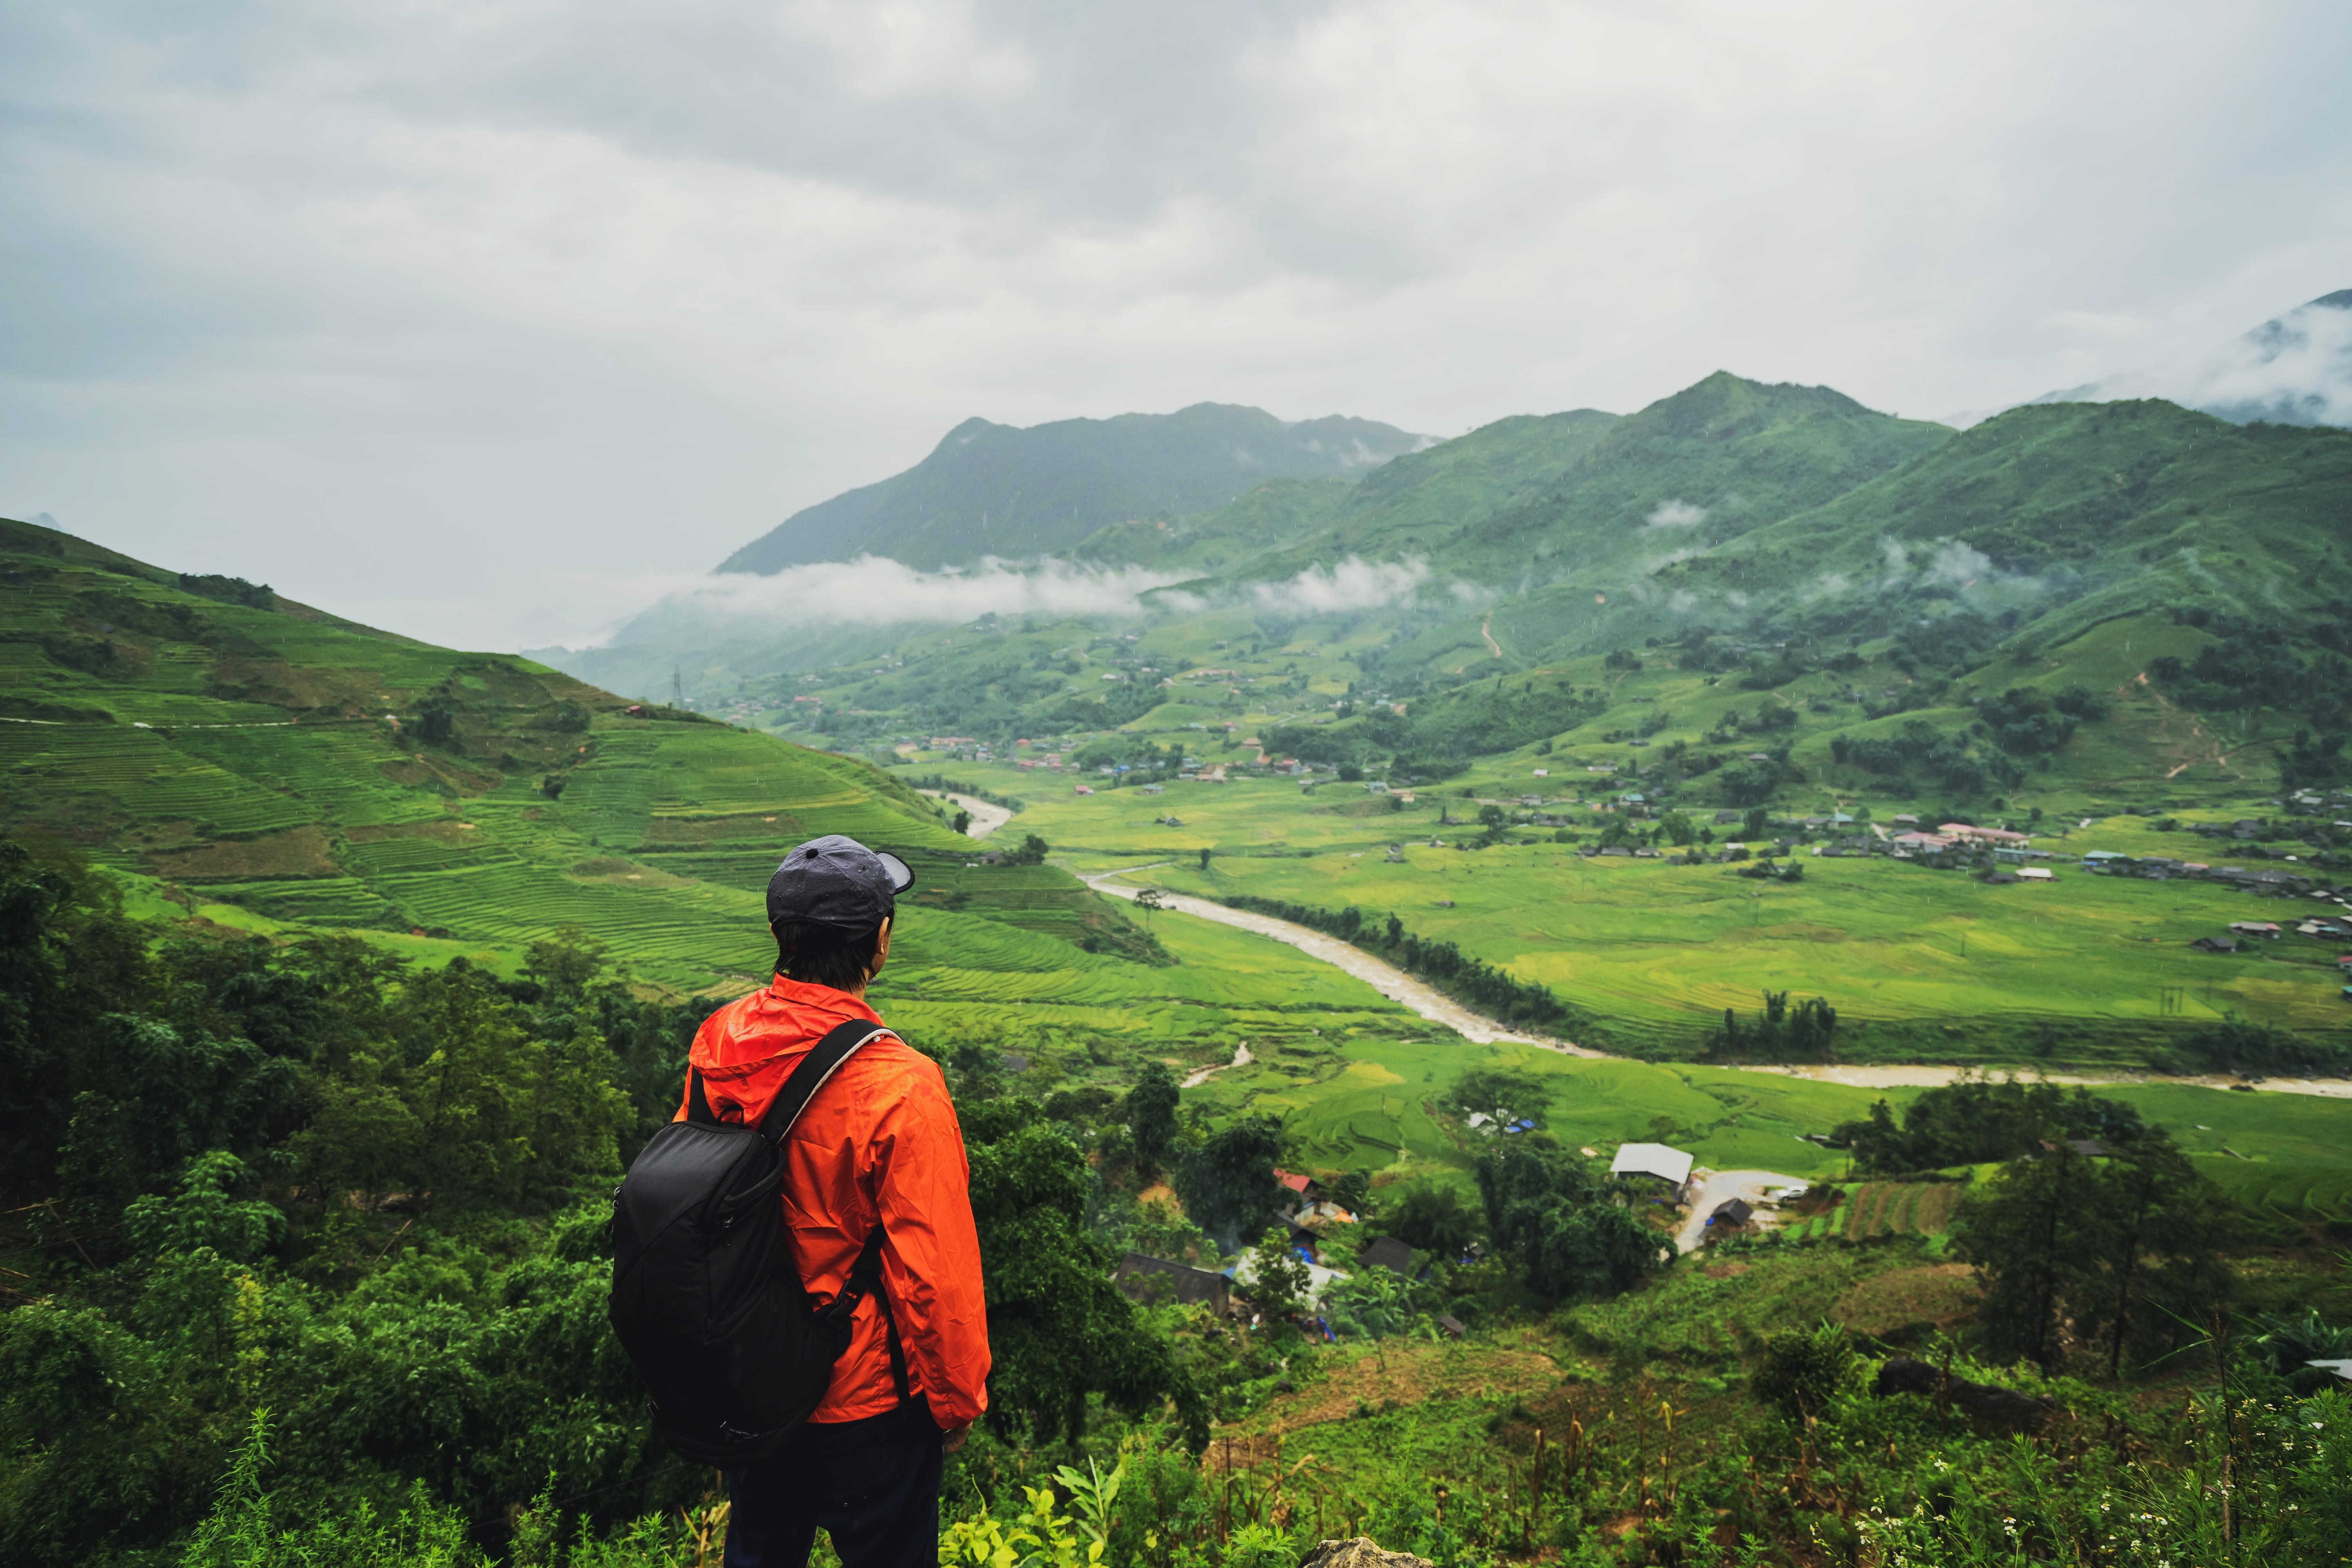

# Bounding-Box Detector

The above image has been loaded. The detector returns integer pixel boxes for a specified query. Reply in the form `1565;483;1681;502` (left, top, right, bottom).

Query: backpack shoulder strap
756;1018;892;1145
684;1067;721;1125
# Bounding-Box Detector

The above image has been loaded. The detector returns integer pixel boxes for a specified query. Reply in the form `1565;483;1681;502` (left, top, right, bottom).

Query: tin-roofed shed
1610;1142;1695;1192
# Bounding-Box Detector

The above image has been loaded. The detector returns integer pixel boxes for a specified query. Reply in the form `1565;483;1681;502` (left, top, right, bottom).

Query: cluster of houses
1113;1142;1826;1327
1109;1167;1464;1334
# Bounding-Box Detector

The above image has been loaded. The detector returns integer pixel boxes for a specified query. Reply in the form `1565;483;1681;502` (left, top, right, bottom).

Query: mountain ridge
713;401;1429;578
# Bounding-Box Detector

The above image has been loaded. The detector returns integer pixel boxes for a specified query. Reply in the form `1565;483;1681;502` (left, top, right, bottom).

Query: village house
1706;1197;1754;1230
1610;1142;1695;1202
1114;1253;1232;1316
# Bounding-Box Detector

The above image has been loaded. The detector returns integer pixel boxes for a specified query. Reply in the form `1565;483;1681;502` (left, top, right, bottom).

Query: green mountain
1224;373;1951;590
714;403;1427;575
1666;397;2352;645
699;381;2352;814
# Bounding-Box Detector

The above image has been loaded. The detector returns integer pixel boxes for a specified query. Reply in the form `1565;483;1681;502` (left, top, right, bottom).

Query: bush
1752;1322;1863;1420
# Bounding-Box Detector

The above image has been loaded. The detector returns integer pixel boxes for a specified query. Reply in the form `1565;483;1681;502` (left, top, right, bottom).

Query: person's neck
776;971;869;1004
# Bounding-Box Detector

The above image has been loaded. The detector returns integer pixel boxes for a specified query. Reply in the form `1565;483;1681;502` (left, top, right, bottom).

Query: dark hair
773;920;884;993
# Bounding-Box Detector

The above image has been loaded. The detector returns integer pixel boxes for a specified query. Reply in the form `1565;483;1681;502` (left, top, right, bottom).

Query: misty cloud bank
2038;290;2352;428
1645;499;1709;528
592;553;1447;646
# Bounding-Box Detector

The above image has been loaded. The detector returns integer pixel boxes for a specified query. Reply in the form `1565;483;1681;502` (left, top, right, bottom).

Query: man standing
681;835;989;1568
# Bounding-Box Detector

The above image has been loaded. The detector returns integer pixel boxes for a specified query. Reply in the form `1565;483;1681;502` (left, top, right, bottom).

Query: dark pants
724;1403;942;1568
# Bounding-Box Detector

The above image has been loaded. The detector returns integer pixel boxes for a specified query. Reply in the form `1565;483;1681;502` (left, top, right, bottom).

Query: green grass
972;766;2352;1053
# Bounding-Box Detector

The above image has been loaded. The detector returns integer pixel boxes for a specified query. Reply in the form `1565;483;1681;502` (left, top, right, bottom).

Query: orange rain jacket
676;976;991;1429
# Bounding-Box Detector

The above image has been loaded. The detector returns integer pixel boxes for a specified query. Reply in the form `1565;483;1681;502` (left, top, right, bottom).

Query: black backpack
609;1018;904;1467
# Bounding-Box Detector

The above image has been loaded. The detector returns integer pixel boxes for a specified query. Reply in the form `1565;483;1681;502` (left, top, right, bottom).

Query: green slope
1067;475;1354;574
568;379;2352;818
1241;374;1951;585
1;516;1434;1056
1666;399;2352;646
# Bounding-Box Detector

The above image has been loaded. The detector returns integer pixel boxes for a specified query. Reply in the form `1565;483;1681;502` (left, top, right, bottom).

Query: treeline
1212;893;1606;1041
1835;1078;2229;1375
1262;678;1610;783
1711;989;1838;1062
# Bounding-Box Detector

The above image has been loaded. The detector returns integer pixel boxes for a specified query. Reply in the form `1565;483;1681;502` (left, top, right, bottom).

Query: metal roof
1610;1142;1695;1185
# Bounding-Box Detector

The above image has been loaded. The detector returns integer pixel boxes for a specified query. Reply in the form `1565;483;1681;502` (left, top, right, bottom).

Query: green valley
0;515;1408;1062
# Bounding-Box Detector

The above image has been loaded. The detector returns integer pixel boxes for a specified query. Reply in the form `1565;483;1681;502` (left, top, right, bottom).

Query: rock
1874;1356;1940;1396
1300;1539;1434;1568
1873;1356;2057;1434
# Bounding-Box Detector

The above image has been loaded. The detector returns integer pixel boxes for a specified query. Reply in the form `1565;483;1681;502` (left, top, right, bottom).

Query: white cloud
578;550;1446;646
1251;557;1433;613
2058;291;2352;426
1645;499;1708;528
782;0;1037;103
593;556;1184;642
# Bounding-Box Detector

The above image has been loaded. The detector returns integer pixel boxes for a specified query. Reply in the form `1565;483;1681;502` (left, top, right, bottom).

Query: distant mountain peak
1996;287;2352;431
716;403;1428;577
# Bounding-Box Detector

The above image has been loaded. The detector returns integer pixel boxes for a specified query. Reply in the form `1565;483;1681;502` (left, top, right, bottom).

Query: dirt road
1675;1169;1809;1253
921;791;1012;839
1084;866;1606;1056
1733;1062;2352;1100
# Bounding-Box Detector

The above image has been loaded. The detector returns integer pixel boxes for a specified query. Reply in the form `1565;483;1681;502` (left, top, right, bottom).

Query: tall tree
1124;1061;1180;1177
1954;1146;2103;1372
2090;1131;2233;1377
961;1098;1207;1448
1174;1114;1283;1251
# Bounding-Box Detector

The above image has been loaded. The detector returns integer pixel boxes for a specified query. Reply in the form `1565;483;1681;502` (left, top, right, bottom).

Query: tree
1198;848;1212;872
523;928;607;1002
1452;1067;1550;1127
1173;1114;1283;1251
1386;1184;1475;1256
1125;1061;1180;1176
962;1099;1208;1448
2089;1133;2233;1377
1477;1143;1666;1299
1953;1147;2103;1372
1742;806;1771;840
1240;1227;1310;1325
1838;1078;2144;1174
1658;810;1697;847
1720;763;1777;806
1006;832;1049;865
952;810;973;835
1329;1168;1374;1218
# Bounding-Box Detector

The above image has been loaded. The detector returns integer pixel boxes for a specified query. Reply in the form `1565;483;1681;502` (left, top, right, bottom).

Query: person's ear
869;916;893;978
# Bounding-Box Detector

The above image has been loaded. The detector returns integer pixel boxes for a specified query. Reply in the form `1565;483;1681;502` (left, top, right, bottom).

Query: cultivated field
929;764;2352;1054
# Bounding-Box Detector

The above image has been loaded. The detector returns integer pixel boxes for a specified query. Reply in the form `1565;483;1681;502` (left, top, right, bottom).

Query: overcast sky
5;0;2350;650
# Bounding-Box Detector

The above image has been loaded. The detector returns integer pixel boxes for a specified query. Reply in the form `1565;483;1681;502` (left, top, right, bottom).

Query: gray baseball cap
765;835;914;931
